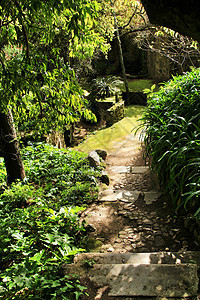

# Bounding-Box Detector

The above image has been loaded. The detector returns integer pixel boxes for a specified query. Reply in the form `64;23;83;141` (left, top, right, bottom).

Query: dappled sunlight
86;262;198;297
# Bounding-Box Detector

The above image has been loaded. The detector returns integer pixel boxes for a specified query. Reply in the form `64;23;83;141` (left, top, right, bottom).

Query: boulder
99;170;110;185
87;151;101;168
95;149;107;160
105;102;124;127
141;0;200;43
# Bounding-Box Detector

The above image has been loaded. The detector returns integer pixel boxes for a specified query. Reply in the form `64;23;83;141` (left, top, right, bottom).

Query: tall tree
110;0;129;100
96;0;149;96
0;110;25;184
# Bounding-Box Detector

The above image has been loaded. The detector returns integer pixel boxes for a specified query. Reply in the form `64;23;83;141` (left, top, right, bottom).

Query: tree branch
119;25;151;38
0;57;7;73
119;7;138;30
14;0;30;60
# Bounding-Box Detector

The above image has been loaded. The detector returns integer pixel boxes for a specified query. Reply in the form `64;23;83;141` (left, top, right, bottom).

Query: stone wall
105;102;125;127
95;98;124;127
147;50;171;82
93;34;148;77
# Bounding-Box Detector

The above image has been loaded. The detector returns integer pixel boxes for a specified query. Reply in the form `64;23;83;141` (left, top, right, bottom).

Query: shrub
22;143;99;205
0;143;100;299
141;68;200;217
90;76;123;100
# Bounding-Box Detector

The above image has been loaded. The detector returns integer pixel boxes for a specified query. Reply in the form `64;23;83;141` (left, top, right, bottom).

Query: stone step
108;166;149;174
98;188;162;204
63;252;200;298
98;189;140;202
74;251;200;266
88;263;198;297
108;166;131;174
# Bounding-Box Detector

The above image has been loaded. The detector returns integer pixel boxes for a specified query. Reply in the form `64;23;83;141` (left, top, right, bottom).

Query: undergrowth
0;143;100;299
141;68;200;218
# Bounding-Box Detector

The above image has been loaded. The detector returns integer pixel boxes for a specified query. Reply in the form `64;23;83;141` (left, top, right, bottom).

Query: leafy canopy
0;0;108;132
96;0;148;41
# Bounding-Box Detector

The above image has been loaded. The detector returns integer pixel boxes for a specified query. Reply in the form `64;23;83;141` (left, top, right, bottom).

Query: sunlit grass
127;79;154;92
75;105;145;153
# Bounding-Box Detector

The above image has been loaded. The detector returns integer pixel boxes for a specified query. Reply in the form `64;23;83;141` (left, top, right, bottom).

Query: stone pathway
82;164;199;254
66;134;200;299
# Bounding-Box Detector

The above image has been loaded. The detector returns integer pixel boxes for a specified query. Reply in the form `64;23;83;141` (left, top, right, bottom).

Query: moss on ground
127;79;154;92
75;105;144;153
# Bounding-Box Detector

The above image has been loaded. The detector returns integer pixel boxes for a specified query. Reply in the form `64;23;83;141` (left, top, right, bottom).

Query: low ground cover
141;68;200;218
0;143;100;299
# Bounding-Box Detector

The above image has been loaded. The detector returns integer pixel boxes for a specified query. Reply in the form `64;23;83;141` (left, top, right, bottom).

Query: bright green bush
0;143;100;299
141;68;200;217
22;143;99;205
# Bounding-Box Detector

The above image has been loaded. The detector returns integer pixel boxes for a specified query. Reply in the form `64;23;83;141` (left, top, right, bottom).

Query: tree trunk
0;109;25;184
111;0;130;101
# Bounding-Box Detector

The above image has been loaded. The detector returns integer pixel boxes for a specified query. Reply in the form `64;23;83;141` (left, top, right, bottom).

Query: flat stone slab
131;166;149;174
109;166;150;174
144;190;161;204
109;166;131;174
98;190;123;202
89;263;198;297
98;189;116;202
98;190;140;202
74;251;200;266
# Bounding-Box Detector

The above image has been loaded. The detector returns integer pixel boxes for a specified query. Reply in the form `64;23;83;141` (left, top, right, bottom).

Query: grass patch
127;79;154;92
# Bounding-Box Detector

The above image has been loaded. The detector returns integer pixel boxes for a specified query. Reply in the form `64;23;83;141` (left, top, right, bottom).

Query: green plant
140;68;200;218
143;83;157;98
22;143;100;205
90;76;123;100
0;158;7;192
0;197;87;299
0;143;101;299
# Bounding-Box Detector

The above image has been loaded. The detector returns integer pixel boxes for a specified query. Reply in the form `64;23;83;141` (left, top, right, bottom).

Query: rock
105;102;125;127
119;230;127;236
73;251;200;267
144;190;161;205
154;235;165;247
87;150;101;168
85;224;96;233
99;170;109;185
125;245;133;251
107;247;114;252
89;263;198;297
98;190;122;202
95;149;107;160
143;218;153;225
141;0;200;44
